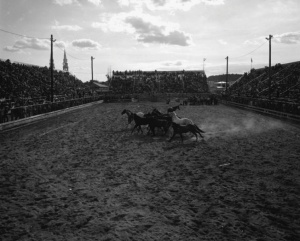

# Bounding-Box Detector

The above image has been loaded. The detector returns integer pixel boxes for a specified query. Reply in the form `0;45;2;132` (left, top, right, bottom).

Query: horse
121;109;134;125
148;117;171;136
151;108;163;116
131;113;151;134
169;111;204;134
151;108;171;120
121;109;144;126
169;111;193;125
169;122;205;142
167;105;180;113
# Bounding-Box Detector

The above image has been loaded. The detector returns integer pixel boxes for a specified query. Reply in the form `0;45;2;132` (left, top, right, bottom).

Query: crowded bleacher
109;70;208;94
0;59;100;123
227;61;300;115
0;59;87;103
1;57;299;123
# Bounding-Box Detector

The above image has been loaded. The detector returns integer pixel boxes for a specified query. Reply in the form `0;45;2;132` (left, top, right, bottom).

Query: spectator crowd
108;70;208;94
227;61;300;115
0;59;100;123
0;59;89;105
1;58;299;123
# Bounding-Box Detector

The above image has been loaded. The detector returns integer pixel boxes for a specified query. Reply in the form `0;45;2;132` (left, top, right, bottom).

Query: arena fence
0;96;104;124
102;92;212;103
223;96;300;123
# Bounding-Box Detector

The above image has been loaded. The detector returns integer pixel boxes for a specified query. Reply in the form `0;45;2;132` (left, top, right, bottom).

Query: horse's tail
194;124;205;133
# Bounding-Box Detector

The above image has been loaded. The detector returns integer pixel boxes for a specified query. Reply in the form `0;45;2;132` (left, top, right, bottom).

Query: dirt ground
1;101;300;241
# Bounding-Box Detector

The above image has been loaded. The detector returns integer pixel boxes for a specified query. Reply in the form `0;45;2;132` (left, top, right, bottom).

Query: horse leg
180;133;184;142
193;131;198;142
131;124;138;134
195;129;204;138
168;132;176;142
163;126;168;136
140;126;144;134
151;126;156;136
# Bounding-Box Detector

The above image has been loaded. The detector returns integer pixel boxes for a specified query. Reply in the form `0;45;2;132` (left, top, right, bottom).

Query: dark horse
121;109;134;125
131;113;150;134
121;109;144;126
169;122;205;142
167;105;180;113
131;113;172;136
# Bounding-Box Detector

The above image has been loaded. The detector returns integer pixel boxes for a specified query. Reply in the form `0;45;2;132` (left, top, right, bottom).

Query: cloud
72;39;101;49
4;38;50;52
125;16;190;46
117;0;224;11
163;60;183;66
244;31;300;45
53;0;77;5
92;12;191;46
91;22;109;32
244;36;267;46
87;0;102;5
54;41;67;49
4;46;21;52
274;31;300;44
53;0;102;6
52;24;82;31
218;39;227;45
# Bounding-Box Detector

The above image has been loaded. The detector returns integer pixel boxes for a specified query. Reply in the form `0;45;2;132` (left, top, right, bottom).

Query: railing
224;95;300;116
0;96;103;124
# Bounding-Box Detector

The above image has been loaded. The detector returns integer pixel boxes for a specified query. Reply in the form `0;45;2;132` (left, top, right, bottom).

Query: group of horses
121;105;205;142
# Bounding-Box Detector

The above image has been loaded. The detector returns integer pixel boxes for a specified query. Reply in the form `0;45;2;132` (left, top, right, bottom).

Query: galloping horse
169;111;205;134
169;122;204;142
169;111;193;125
121;109;144;126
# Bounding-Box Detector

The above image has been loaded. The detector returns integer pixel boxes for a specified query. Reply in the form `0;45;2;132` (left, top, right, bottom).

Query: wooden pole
50;35;55;102
225;56;228;93
266;35;273;99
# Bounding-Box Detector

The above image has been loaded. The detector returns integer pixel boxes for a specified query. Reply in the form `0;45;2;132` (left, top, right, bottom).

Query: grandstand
228;61;300;100
227;61;300;116
109;70;208;94
0;59;86;104
1;56;299;123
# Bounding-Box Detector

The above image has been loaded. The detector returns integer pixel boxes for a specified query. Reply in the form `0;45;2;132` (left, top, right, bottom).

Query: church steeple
63;49;69;72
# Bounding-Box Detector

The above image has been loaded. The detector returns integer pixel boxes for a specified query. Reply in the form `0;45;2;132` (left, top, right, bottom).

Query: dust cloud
199;113;284;139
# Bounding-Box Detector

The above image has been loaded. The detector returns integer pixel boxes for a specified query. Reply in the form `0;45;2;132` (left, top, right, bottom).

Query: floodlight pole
266;34;273;99
225;56;229;93
50;34;56;102
91;56;95;81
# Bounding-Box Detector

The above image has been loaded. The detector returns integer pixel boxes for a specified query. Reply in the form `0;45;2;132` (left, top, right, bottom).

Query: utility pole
91;56;95;81
266;34;273;99
50;34;56;102
225;56;229;94
203;58;206;72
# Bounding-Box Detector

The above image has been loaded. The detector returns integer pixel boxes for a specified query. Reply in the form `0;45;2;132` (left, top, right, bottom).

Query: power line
0;28;49;39
231;40;268;59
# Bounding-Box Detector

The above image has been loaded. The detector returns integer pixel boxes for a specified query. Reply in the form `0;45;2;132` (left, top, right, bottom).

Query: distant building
63;49;69;72
92;81;109;92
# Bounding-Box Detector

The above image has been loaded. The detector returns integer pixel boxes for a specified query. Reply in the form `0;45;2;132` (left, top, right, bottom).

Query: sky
0;0;299;83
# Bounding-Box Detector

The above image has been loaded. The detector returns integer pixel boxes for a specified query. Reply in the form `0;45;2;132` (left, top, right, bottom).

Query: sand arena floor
1;102;300;241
